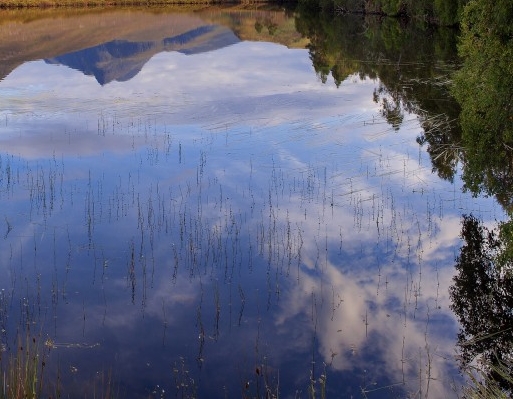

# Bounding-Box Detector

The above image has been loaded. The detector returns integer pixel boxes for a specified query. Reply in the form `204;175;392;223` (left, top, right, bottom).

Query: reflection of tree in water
254;17;278;35
295;0;513;212
448;0;513;391
450;215;513;392
295;6;462;175
293;1;513;392
255;20;263;33
295;3;513;390
417;0;513;207
373;84;404;130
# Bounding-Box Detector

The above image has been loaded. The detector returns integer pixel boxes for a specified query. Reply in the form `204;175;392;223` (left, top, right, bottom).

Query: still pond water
0;6;504;398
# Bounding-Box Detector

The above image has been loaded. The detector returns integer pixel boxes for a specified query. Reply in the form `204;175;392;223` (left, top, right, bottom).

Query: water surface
0;6;504;398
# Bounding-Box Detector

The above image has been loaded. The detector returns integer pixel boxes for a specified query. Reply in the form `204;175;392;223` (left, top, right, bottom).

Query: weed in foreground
0;332;49;399
462;357;513;399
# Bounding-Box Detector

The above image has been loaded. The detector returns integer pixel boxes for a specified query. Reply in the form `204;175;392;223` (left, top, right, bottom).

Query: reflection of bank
0;7;306;85
45;25;239;85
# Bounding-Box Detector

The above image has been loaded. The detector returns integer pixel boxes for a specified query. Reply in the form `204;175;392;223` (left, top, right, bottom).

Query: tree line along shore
0;0;466;27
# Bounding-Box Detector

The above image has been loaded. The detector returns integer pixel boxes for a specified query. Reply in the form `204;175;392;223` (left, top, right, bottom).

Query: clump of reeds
462;357;513;399
0;332;48;399
1;332;119;399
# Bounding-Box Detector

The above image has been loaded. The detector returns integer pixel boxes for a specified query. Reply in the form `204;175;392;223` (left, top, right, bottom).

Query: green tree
452;0;513;211
433;0;466;26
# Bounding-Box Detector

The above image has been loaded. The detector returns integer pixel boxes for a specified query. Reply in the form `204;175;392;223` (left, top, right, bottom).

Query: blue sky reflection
0;39;505;398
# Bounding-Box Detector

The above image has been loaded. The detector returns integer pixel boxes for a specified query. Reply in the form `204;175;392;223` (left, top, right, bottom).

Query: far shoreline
0;0;281;8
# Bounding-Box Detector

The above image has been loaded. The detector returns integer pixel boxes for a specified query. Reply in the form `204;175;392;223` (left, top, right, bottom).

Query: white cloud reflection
0;41;376;158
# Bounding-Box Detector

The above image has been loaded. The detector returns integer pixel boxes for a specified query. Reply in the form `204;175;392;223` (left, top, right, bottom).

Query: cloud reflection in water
0;39;503;398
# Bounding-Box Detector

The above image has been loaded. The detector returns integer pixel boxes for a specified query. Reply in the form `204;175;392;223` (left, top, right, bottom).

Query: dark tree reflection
450;215;513;392
294;7;463;181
